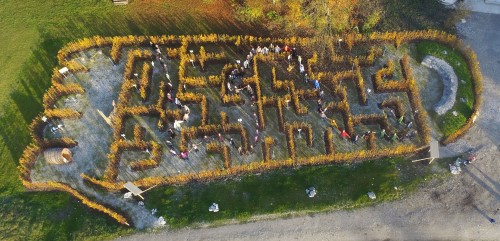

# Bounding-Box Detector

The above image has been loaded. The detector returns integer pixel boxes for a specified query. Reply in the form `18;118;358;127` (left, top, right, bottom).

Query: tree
233;0;381;37
304;0;359;35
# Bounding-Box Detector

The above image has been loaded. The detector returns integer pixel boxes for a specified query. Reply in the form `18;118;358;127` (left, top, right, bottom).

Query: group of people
149;42;197;159
316;97;417;145
150;42;170;76
149;41;420;163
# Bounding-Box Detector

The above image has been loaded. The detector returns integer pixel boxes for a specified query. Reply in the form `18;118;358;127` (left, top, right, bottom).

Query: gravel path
118;12;500;240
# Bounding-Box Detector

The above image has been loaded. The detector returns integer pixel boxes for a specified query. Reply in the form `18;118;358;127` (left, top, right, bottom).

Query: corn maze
19;31;482;226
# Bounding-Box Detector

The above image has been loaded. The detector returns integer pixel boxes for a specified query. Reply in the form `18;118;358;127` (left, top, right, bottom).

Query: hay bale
44;148;73;164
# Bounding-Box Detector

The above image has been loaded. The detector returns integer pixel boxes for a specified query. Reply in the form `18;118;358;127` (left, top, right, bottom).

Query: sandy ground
118;12;500;241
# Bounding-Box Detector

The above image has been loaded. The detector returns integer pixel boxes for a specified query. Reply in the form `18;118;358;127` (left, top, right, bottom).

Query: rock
158;217;166;226
421;56;458;115
452;111;458;116
306;187;317;198
368;192;376;200
209;203;219;212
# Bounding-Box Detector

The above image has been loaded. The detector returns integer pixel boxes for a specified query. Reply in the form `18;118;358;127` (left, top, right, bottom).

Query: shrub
285;122;313;160
123;49;153;80
43;83;85;109
289;83;308;115
367;132;376;150
324;128;334;154
133;124;144;140
354;59;367;105
206;141;231;169
139;62;153;101
352;113;392;135
262;137;276;162
17;143;42;182
80;173;123;191
110;35;148;63
46;182;129;226
199;46;206;69
380;98;405;119
57;36;113;63
43;109;82;119
43;137;78;149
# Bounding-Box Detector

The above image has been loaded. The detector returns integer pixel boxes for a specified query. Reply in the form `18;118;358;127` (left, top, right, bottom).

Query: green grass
145;157;446;228
0;192;133;241
415;41;474;137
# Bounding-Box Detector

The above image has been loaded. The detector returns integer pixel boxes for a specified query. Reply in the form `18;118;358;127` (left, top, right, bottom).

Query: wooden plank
429;140;440;159
123;182;143;196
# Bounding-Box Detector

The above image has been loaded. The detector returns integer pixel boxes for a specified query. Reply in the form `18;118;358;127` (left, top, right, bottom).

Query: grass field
0;0;458;240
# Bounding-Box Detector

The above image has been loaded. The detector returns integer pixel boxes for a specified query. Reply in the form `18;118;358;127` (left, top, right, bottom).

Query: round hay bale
44;148;73;164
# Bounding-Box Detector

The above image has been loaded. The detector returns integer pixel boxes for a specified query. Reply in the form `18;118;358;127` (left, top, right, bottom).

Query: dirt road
119;12;500;240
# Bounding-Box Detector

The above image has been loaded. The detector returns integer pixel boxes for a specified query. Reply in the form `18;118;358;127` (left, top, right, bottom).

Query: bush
324;128;334;154
205;142;231;169
380;98;405;119
43;83;84;109
262;137;276;162
139;62;153;101
285;122;313;160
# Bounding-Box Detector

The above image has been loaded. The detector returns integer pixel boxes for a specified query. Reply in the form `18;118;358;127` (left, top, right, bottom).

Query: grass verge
145;156;447;229
415;41;474;137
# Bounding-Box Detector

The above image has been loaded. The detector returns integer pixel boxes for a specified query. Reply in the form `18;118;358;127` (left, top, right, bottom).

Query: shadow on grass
0;38;59;165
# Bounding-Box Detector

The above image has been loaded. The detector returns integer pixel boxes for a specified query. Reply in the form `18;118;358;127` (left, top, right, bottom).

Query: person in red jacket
340;129;351;139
